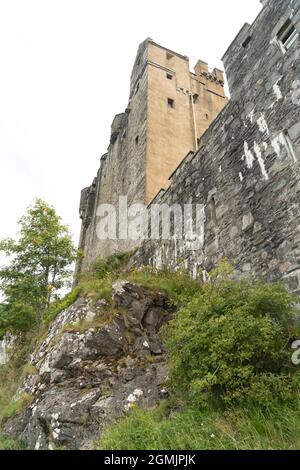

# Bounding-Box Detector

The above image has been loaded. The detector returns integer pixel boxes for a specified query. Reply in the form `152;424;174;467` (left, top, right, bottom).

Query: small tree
0;199;77;334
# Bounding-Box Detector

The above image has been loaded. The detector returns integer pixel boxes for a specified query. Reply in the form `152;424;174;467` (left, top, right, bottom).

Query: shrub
165;276;299;409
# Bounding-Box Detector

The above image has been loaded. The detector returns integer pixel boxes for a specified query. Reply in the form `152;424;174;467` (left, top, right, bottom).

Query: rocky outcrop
4;282;174;450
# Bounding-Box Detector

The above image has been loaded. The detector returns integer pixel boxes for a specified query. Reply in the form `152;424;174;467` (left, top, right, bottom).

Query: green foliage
80;277;113;303
127;266;201;306
95;262;300;450
96;400;300;450
79;252;130;303
0;254;299;450
2;392;34;421
0;302;36;338
78;253;201;308
164;272;298;409
90;252;131;279
0;357;34;427
0;435;26;450
0;198;77;335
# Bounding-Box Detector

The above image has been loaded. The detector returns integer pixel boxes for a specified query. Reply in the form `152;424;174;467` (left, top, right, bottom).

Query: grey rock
4;282;173;450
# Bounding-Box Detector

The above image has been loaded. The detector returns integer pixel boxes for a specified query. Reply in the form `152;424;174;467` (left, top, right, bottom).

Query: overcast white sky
0;0;262;248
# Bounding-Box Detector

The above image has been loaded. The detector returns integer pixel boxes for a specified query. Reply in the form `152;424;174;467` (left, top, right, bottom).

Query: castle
77;0;300;296
76;39;227;272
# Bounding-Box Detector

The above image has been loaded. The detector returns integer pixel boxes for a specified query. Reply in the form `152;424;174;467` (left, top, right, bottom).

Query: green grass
0;435;26;450
93;258;300;451
78;252;201;308
126;267;201;306
1;254;300;451
78;253;131;304
96;400;300;450
44;287;81;325
0;361;34;425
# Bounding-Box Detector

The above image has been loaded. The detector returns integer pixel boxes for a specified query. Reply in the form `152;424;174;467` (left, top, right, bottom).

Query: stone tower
137;39;227;203
77;39;227;272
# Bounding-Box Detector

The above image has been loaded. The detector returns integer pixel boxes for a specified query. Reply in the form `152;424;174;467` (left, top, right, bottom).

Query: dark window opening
167;98;174;109
135;136;139;145
110;132;118;145
193;93;199;103
277;20;299;52
166;52;174;60
135;83;140;94
166;73;173;80
210;197;218;226
242;36;252;49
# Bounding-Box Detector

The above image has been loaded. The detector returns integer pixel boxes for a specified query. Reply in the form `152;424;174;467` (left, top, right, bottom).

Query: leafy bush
165;275;298;409
0;302;36;338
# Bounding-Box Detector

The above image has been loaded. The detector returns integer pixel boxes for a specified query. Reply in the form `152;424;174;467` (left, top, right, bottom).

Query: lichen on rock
4;282;174;450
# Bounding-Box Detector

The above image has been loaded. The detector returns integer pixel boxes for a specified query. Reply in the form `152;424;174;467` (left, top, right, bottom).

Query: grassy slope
96;402;300;450
1;255;300;450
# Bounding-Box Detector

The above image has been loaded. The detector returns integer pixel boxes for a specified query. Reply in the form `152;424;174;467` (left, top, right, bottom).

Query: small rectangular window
242;36;252;49
167;98;174;109
135;136;139;145
166;73;173;80
277;20;299;52
193;93;199;103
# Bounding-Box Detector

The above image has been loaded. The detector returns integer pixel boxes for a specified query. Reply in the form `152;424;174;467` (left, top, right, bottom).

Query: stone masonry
77;0;300;296
132;0;300;295
76;39;227;275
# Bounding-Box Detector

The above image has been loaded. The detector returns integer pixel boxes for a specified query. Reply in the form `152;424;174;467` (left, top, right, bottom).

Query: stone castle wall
76;41;149;274
132;0;300;295
76;0;300;295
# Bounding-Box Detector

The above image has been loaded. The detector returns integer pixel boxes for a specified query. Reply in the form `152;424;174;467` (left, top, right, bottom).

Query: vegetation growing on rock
0;248;300;450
